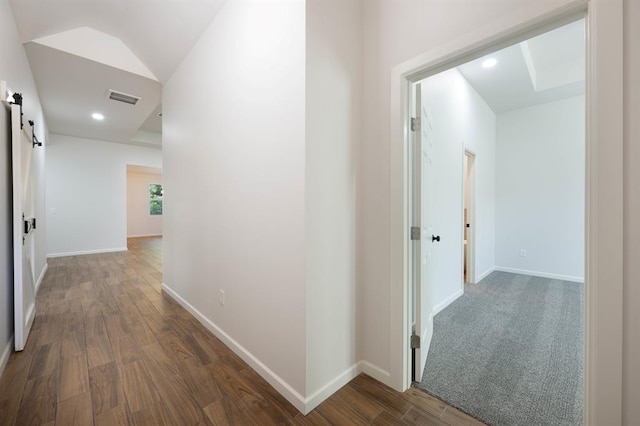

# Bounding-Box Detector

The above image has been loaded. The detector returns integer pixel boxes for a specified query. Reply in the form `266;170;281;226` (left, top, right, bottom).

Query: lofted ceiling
457;19;585;113
10;0;227;83
10;0;227;147
24;42;162;146
12;4;583;147
139;104;163;134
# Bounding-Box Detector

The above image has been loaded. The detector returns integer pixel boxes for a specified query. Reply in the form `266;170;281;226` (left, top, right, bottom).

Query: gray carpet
418;271;583;426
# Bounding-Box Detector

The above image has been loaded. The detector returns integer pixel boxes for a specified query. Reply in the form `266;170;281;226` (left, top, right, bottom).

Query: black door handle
432;235;440;242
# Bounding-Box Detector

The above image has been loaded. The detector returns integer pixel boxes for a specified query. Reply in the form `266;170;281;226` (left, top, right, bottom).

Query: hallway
0;237;483;425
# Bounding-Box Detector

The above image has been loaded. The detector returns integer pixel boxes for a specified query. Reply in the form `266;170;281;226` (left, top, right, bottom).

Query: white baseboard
161;283;307;413
433;289;464;316
359;360;392;387
47;247;128;258
127;234;162;238
494;266;584;283
476;266;496;282
305;363;360;413
35;263;48;294
161;282;404;415
0;335;14;378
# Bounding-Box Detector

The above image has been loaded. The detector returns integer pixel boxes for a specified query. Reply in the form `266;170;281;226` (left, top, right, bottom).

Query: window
149;183;163;215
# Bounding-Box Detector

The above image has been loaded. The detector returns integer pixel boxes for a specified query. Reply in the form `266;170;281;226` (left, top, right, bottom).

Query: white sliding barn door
12;103;37;351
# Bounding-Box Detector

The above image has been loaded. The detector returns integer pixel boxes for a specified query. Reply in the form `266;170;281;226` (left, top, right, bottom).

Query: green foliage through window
149;183;163;215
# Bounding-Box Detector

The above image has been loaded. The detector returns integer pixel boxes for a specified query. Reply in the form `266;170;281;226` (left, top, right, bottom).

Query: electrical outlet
520;249;527;257
219;290;225;306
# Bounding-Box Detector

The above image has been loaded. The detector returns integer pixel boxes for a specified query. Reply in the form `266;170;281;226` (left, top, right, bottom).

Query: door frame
389;0;623;424
463;150;476;284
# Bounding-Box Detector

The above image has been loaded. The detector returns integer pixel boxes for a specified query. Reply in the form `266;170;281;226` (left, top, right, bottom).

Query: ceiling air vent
107;89;141;105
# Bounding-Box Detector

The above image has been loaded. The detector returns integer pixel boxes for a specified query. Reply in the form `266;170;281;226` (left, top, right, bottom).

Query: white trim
0;335;14;378
47;247;128;258
390;3;624;423
162;281;398;414
359;360;392;386
494;266;584;283
127;234;162;238
433;289;464;317
585;1;624;423
476;266;496;283
305;363;360;413
35;263;48;294
161;282;307;413
390;3;589;391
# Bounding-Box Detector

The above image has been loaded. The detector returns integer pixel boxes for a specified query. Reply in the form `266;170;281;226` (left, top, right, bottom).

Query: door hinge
411;334;420;349
411;117;421;132
411;226;420;240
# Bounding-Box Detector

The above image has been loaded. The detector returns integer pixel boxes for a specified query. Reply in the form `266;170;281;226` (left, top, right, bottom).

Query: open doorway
126;164;164;240
126;164;164;279
409;18;586;425
463;151;475;284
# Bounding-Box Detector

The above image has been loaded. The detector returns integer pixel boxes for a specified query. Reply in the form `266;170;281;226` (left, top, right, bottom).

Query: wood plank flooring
0;237;485;425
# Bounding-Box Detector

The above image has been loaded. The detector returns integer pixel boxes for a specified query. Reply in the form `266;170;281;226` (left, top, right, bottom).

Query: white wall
359;0;588;385
163;0;307;407
127;171;163;237
496;96;585;281
623;0;640;420
0;0;47;371
305;0;361;402
46;134;161;256
420;69;496;310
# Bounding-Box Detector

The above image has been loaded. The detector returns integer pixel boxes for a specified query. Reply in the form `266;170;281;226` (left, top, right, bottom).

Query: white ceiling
10;0;226;147
10;0;227;83
139;104;163;134
33;27;158;81
24;42;162;146
12;4;583;147
457;19;585;113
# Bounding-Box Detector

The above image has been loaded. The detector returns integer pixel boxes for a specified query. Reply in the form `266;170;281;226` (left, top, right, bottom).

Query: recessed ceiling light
92;113;104;121
482;58;497;69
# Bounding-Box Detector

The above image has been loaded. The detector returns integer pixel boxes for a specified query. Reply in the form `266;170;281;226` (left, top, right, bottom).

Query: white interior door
12;103;37;351
412;83;436;382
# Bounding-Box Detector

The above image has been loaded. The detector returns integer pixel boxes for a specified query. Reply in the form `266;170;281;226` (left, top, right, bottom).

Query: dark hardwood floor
0;237;484;425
